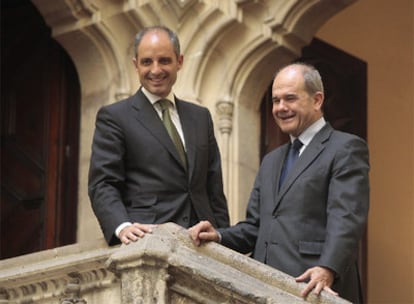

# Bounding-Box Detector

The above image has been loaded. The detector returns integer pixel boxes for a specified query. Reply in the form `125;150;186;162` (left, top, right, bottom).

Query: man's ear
132;57;138;69
314;91;324;110
177;54;184;70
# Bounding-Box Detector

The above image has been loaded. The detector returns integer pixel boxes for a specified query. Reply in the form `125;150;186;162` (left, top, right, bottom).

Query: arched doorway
1;0;80;258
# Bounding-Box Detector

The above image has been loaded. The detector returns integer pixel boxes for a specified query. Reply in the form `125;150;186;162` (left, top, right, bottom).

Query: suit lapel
272;144;289;202
274;124;333;211
131;90;186;170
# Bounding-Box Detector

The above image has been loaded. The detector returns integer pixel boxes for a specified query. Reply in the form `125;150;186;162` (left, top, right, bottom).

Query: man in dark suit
189;63;369;303
88;25;230;246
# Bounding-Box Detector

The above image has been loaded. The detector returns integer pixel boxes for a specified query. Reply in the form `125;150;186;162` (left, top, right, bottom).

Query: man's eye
159;58;172;64
285;95;297;102
140;59;151;65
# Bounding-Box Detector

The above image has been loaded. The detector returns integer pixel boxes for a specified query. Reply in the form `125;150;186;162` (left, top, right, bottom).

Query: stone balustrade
0;223;350;304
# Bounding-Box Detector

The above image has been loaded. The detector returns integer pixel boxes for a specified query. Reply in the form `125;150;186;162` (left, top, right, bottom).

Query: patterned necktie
158;99;187;170
279;138;303;188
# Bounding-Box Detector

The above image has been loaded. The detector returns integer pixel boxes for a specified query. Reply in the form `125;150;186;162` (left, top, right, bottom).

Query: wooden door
0;0;80;259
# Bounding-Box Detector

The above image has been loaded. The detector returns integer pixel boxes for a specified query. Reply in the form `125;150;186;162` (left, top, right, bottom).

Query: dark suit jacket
88;88;230;245
219;123;369;303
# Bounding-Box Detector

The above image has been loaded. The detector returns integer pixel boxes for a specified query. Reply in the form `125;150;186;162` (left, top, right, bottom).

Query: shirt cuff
115;222;132;238
217;231;222;243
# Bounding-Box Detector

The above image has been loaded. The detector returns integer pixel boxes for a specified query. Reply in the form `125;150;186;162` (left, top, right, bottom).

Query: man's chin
278;120;298;134
146;86;169;97
277;124;292;134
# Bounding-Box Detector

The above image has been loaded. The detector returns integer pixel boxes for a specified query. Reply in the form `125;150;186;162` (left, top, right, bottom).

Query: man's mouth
278;113;295;121
148;74;167;85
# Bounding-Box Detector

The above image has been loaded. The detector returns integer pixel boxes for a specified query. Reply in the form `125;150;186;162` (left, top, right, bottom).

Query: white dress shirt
291;117;326;156
142;87;186;149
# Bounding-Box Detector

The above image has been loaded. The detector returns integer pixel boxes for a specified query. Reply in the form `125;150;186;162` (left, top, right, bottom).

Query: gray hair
276;62;324;95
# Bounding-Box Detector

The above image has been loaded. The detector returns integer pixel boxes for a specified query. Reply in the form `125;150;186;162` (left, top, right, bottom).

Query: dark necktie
279;138;303;188
158;99;187;170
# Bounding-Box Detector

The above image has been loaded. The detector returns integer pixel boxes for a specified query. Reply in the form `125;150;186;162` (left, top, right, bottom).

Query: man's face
133;30;183;98
271;67;323;137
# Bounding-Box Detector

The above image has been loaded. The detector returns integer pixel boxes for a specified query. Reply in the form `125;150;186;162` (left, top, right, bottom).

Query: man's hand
119;223;158;245
188;220;220;246
295;266;338;298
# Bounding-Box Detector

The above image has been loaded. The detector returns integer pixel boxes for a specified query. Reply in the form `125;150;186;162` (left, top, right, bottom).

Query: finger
300;281;316;298
127;229;141;240
188;225;201;240
130;223;159;237
121;236;130;245
295;269;311;282
192;237;201;246
188;228;201;246
132;223;156;231
120;232;137;244
312;283;324;296
138;224;156;233
126;226;145;241
188;229;198;244
124;227;145;240
119;230;129;243
188;223;201;234
189;221;215;245
189;221;209;240
323;286;339;296
198;220;213;230
199;231;219;242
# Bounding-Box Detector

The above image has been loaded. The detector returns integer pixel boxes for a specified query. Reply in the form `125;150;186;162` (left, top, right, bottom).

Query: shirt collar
290;117;326;146
141;87;176;108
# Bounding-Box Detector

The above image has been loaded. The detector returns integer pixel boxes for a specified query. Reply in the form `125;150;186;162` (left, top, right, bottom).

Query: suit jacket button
183;216;189;222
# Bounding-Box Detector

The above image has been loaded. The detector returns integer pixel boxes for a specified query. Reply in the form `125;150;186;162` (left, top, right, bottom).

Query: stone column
216;97;234;196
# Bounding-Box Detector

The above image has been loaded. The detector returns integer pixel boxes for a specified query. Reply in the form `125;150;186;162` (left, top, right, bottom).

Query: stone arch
32;1;134;100
31;0;143;241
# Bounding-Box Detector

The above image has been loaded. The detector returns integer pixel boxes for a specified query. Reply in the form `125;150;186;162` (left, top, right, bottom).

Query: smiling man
88;26;229;246
189;63;370;303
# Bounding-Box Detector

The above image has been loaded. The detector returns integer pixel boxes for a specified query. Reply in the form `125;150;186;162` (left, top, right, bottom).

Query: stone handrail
0;223;350;303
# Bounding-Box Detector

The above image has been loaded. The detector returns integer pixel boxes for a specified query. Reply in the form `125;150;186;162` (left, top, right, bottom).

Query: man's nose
274;100;288;110
150;62;162;74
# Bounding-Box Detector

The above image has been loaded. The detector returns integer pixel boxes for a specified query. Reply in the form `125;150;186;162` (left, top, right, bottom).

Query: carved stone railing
0;223;350;304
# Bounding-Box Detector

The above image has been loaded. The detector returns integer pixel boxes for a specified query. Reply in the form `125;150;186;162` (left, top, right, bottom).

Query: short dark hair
134;25;181;59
